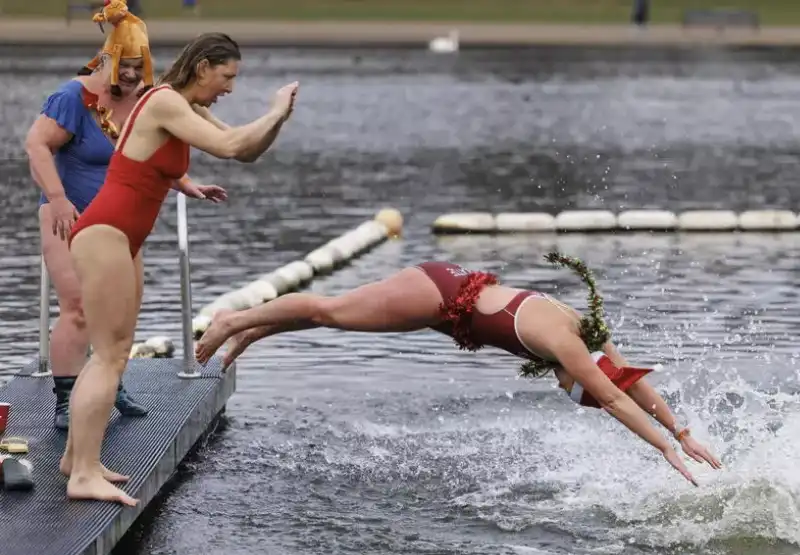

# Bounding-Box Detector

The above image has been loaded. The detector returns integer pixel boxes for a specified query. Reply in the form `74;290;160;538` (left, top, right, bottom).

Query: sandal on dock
0;437;28;455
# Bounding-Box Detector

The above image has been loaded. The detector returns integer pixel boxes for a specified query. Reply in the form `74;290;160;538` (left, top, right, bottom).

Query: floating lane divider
129;208;404;358
431;210;799;234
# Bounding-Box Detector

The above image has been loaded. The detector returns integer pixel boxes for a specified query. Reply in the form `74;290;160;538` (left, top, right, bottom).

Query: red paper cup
0;403;9;434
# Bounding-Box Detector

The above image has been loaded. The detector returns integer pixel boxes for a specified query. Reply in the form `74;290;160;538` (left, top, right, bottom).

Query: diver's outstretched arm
601;343;681;434
602;343;722;469
549;333;699;486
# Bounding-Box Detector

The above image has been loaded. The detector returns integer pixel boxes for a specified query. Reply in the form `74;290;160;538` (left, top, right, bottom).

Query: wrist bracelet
674;427;690;441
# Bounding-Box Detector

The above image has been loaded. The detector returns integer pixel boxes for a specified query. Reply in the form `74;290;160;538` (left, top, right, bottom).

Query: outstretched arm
602;343;680;436
548;332;699;485
603;343;722;469
550;334;671;452
192;104;287;163
150;88;286;161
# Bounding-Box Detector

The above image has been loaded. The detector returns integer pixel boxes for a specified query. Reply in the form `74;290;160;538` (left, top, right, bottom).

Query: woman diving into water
195;252;722;486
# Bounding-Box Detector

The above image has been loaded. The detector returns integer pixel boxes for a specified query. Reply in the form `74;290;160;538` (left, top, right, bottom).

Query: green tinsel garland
518;251;611;379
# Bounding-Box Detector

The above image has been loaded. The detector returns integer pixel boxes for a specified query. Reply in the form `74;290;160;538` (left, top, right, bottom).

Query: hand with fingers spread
662;445;699;487
182;182;228;203
676;428;723;470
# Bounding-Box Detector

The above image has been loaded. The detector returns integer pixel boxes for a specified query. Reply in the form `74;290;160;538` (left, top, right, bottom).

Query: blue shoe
52;378;148;431
52;377;75;431
114;383;148;417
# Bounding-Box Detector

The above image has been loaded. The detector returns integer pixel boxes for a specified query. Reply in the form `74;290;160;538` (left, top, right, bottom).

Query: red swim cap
569;352;653;408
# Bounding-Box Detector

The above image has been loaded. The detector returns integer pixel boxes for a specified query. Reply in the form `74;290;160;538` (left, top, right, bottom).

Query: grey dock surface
0;356;236;555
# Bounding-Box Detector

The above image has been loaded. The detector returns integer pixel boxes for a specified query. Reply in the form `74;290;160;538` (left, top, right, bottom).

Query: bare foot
97;465;129;483
195;309;237;364
221;329;257;370
67;473;138;506
60;458;129;483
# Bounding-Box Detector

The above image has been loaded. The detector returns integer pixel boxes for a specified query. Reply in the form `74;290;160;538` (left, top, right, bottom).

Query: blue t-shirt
38;80;115;213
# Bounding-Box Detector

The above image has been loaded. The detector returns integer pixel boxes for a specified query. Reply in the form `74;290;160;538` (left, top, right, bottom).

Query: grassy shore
5;20;800;48
2;0;800;24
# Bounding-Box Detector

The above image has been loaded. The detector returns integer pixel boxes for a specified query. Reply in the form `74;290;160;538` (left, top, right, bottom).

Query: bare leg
196;267;442;364
218;320;312;370
61;225;138;506
108;252;149;418
42;203;91;453
132;251;144;317
59;356;130;484
60;361;89;477
60;360;130;482
220;325;261;370
40;205;90;378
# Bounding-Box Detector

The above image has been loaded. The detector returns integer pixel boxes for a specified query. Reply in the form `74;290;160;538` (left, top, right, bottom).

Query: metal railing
176;192;199;378
35;192;198;378
32;256;52;377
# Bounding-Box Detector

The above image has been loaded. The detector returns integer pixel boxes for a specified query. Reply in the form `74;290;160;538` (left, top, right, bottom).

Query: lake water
2;43;800;555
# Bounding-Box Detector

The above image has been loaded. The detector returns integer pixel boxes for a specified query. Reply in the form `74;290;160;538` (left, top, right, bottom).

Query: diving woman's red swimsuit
415;261;546;360
69;85;190;258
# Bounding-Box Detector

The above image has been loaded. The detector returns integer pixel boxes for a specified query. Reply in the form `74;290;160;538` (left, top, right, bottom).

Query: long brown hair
157;32;241;91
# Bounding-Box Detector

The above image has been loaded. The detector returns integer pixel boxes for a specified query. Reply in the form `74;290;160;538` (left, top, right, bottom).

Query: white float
261;270;292;295
321;241;350;267
430;209;800;234
356;220;389;244
617;210;678;230
343;231;370;255
272;261;313;290
192;314;213;338
244;280;278;305
555;210;617;231
288;260;315;282
326;235;358;260
305;247;336;274
432;212;496;233
351;222;383;250
677;210;738;231
738;210;797;230
495;212;556;232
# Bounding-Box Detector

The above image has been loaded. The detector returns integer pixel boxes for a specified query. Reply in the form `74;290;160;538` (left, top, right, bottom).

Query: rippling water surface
2;44;800;555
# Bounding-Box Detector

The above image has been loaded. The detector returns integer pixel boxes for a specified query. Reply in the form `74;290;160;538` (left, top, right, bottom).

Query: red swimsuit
416;261;545;360
69;85;190;258
417;262;654;403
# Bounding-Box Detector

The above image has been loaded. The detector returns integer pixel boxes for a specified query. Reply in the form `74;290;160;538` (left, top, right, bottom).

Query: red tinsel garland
438;271;499;351
81;86;120;140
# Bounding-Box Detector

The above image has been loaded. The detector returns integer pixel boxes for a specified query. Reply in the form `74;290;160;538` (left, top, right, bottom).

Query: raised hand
271;81;299;122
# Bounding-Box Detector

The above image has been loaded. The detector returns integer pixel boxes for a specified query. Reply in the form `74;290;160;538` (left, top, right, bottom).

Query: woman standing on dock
62;32;299;506
24;5;225;431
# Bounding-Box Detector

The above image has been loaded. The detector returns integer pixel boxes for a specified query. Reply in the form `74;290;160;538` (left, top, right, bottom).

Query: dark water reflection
1;45;800;554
